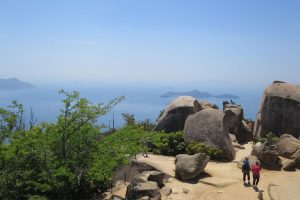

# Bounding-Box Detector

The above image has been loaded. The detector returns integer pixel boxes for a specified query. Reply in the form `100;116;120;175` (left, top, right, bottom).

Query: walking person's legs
255;176;260;186
246;171;250;184
253;175;260;189
253;176;256;186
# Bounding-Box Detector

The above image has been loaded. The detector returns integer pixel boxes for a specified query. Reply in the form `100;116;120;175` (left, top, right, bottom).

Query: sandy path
110;142;300;200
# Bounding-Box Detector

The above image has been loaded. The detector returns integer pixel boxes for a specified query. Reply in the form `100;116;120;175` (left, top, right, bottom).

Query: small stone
166;178;174;183
182;188;189;194
161;186;172;196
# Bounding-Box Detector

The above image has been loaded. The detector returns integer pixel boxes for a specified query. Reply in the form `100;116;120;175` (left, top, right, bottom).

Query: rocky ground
106;142;300;200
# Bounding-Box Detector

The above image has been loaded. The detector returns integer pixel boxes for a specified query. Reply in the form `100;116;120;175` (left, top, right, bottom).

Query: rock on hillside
125;181;161;200
154;96;200;133
223;103;244;134
254;81;300;139
175;153;210;180
252;140;279;168
223;102;253;144
277;134;300;158
184;108;236;161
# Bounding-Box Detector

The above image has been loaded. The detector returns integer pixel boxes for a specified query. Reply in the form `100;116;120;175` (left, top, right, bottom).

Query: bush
186;142;222;159
148;131;185;156
0;91;124;199
256;132;279;144
258;138;267;144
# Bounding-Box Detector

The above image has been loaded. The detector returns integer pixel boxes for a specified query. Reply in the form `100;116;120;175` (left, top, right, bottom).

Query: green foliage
186;142;223;159
258;138;267;144
266;132;279;143
88;126;148;189
148;131;185;156
0;90;124;199
0;100;25;144
256;132;279;144
122;113;136;125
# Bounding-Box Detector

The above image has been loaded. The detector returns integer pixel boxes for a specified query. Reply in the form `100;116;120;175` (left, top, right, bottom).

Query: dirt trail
110;142;300;200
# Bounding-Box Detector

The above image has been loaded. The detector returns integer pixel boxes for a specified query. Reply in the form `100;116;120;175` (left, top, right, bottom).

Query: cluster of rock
250;134;300;171
153;95;254;161
251;139;280;169
153;96;201;133
277;134;300;170
248;81;300;170
124;170;166;200
223;102;253;144
117;154;211;200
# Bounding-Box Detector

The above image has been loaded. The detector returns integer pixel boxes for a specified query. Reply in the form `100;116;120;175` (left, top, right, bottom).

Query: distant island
0;78;35;90
160;89;239;99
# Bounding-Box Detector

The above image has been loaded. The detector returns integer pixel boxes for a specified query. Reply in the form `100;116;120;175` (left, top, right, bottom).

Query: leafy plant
186;141;223;159
0;91;124;199
148;131;185;156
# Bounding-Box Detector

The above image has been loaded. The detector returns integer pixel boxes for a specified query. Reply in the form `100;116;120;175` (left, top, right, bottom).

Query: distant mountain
160;89;239;99
0;78;35;90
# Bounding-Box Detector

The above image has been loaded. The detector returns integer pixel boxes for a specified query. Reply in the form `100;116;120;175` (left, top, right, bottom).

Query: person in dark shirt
242;157;251;185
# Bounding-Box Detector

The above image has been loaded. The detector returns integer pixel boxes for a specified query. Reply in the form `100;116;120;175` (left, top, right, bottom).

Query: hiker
251;161;262;189
242;157;251;185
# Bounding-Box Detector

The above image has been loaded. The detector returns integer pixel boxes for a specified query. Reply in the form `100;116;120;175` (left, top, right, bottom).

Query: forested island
0;78;35;90
160;90;239;99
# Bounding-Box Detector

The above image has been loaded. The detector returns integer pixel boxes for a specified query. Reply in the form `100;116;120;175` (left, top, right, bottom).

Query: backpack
242;160;250;171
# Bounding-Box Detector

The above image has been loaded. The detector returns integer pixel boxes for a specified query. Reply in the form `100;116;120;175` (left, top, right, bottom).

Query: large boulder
252;141;279;168
125;181;161;200
134;171;165;187
154;96;201;133
278;157;295;171
276;134;300;158
175;153;210;180
184;108;236;160
146;171;165;187
254;81;300;139
235;121;253;144
223;103;244;134
223;102;253;144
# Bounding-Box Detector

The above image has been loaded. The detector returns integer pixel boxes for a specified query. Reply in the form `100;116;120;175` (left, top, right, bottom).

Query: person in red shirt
251;161;262;189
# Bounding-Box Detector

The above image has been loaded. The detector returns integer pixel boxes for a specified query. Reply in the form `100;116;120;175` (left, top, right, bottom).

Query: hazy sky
0;0;299;86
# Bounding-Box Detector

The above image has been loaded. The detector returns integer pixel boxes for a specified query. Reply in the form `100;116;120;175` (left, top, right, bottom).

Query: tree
0;90;124;199
0;100;25;144
122;113;135;125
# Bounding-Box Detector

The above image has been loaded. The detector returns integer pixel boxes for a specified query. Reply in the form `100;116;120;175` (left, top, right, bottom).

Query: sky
0;0;299;87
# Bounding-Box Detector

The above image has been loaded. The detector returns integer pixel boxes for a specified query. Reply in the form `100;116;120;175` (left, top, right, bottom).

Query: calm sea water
0;84;262;129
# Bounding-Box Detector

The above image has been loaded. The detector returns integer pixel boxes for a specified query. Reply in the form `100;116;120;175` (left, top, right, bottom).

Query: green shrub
186;142;222;159
258;138;267;144
257;132;279;144
148;131;185;156
0;91;125;199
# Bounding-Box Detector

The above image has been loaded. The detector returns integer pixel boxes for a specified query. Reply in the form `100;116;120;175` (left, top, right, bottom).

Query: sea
0;83;263;130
